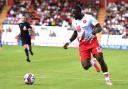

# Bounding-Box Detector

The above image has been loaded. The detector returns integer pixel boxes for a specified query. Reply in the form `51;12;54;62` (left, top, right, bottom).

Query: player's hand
63;42;69;49
15;35;19;39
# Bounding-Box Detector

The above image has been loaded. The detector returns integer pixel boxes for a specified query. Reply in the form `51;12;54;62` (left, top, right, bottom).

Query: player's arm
18;23;21;29
27;22;35;35
69;30;77;42
90;16;102;35
92;23;102;35
89;14;103;35
15;33;21;39
27;22;32;30
63;30;77;49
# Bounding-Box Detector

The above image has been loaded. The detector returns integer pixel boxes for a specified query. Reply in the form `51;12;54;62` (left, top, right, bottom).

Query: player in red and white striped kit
63;5;112;86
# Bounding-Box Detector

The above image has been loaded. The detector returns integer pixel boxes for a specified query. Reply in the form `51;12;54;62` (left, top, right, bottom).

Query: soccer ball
24;73;35;85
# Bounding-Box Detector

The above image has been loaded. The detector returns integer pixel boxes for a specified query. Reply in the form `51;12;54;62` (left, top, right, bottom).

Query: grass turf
0;45;128;89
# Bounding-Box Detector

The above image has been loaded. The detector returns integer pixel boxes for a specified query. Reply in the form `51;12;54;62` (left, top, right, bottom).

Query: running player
18;16;34;62
63;5;112;86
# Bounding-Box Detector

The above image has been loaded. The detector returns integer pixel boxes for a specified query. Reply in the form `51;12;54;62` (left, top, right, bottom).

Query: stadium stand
0;3;10;29
102;1;128;36
0;0;6;13
1;0;128;49
2;0;100;26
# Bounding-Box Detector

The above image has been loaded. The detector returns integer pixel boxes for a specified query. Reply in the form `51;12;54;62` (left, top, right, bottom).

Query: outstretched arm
63;30;77;49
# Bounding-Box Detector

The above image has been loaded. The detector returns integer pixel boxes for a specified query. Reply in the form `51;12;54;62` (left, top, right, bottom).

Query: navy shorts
21;36;31;46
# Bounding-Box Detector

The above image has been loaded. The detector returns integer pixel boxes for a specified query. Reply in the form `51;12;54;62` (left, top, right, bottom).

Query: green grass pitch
0;45;128;89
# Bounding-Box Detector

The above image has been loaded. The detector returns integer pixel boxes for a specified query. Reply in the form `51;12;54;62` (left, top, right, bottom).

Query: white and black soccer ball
24;73;35;85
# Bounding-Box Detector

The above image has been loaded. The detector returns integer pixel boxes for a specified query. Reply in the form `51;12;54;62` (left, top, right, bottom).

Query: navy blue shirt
19;22;32;40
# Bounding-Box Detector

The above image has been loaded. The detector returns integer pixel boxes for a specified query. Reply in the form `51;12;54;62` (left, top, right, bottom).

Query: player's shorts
79;37;102;61
21;36;31;46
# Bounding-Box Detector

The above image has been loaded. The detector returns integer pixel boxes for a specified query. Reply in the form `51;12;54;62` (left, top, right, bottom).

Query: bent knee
82;64;90;70
81;59;91;70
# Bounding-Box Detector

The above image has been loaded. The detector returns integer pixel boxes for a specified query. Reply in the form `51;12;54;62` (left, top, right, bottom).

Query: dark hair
73;5;82;11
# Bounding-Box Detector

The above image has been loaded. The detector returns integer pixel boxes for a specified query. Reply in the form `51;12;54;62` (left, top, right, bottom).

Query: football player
63;5;112;86
18;16;34;62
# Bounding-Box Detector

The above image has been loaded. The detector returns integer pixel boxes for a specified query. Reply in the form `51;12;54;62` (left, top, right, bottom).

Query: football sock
25;48;29;59
29;49;33;55
103;72;112;85
103;72;110;81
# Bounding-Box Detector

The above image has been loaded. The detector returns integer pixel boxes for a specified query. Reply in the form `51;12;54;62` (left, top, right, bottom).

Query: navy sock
29;49;33;55
25;48;29;59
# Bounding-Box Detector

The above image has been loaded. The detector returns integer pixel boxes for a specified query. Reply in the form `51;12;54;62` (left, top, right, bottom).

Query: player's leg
28;38;33;55
93;53;107;72
94;53;112;85
80;49;92;70
23;43;30;62
81;58;92;70
29;45;33;55
91;38;112;85
24;44;30;62
79;41;93;70
80;53;100;71
90;58;100;72
80;40;100;72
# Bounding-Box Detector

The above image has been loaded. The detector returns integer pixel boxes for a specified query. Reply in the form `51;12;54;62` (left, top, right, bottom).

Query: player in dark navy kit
18;16;34;62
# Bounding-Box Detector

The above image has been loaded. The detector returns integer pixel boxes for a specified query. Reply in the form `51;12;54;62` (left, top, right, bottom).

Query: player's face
72;9;82;20
21;17;26;22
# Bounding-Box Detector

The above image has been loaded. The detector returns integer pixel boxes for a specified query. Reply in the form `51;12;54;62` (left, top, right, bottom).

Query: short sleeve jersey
72;14;99;41
19;22;32;38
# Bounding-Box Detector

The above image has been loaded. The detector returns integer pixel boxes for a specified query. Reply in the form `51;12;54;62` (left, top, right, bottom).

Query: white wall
2;25;128;49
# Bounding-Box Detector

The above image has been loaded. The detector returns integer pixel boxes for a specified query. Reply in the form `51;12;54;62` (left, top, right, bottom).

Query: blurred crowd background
2;0;100;26
0;0;128;37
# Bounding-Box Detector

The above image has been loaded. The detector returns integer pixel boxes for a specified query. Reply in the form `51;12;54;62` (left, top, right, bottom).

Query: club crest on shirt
23;26;27;30
83;20;86;23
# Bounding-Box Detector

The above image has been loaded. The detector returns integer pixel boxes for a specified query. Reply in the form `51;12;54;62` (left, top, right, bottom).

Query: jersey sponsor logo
76;25;81;32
